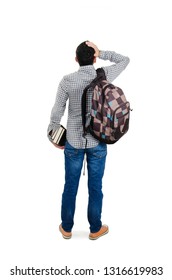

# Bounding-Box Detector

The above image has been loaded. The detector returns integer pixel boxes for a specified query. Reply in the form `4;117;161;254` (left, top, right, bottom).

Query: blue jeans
61;141;107;233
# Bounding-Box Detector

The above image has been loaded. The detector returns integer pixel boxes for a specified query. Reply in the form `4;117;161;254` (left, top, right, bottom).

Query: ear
93;57;96;63
75;57;78;63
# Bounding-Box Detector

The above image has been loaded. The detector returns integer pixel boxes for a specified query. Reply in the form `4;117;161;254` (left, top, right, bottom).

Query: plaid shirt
47;50;130;148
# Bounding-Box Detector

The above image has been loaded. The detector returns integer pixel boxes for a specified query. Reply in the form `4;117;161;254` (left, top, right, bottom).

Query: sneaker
89;225;109;240
59;224;72;239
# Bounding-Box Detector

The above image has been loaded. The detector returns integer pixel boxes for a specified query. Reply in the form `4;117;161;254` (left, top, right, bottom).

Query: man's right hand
86;41;100;57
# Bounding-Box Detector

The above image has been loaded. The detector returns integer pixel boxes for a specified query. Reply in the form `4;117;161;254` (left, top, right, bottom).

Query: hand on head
85;41;100;57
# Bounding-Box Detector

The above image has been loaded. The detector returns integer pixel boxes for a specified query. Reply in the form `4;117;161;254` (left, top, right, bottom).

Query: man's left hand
52;143;65;149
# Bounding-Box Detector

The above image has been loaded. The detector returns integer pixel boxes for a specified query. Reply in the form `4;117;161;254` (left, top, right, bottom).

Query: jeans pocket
64;141;78;158
92;143;107;159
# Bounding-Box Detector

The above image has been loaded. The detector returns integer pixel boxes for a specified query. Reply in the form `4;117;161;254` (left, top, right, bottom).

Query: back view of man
47;41;130;240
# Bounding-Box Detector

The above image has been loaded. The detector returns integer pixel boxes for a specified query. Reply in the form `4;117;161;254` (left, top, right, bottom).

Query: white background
0;0;172;279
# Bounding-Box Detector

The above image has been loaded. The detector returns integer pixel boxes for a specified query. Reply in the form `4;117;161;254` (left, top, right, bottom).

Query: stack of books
51;125;66;146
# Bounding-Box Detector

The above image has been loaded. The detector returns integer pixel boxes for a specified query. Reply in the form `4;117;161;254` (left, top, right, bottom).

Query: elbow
123;56;130;69
126;56;130;65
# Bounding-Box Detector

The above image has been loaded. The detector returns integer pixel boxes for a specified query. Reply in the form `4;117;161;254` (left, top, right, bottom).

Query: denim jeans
61;141;107;233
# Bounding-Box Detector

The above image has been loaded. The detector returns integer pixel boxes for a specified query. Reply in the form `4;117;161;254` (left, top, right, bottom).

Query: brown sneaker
59;224;72;239
89;225;109;240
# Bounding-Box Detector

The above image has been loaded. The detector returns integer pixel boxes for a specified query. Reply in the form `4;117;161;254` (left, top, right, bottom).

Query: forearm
99;50;130;82
47;78;68;139
47;104;64;137
99;50;129;64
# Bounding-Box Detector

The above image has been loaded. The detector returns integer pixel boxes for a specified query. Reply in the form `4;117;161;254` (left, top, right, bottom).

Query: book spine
51;129;58;140
53;127;64;143
57;128;66;144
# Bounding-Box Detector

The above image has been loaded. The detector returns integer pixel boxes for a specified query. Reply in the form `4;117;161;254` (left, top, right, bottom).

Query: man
47;41;130;240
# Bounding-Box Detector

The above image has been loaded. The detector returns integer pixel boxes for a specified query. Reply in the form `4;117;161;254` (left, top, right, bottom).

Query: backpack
82;68;131;144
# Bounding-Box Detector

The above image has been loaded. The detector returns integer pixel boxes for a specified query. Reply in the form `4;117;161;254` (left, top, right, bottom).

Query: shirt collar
78;65;96;74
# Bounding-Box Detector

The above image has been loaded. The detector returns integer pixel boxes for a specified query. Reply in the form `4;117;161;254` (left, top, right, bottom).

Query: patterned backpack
82;68;131;144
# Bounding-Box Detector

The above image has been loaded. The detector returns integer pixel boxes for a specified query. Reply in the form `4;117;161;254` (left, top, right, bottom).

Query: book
50;125;66;146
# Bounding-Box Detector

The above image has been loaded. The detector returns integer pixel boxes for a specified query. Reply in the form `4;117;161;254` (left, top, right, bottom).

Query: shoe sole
61;235;71;239
89;228;109;240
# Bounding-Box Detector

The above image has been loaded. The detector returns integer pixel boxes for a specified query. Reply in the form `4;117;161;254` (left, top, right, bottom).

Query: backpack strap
82;83;92;136
81;67;106;136
96;67;106;80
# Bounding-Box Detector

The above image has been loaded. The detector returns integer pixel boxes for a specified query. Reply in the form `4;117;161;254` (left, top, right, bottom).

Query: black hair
76;41;95;66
